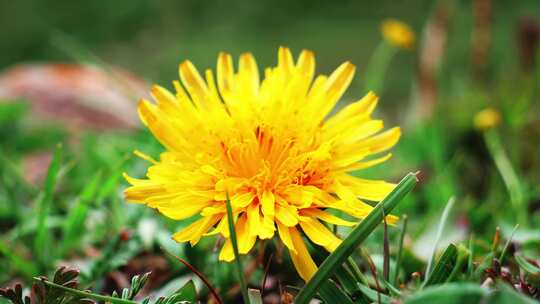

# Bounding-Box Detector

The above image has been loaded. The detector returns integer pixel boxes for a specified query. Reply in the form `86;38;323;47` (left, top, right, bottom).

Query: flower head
474;107;501;131
124;47;400;281
381;19;415;49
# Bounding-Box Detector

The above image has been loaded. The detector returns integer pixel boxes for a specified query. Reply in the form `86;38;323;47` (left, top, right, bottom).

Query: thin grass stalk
163;249;223;304
34;143;62;272
393;214;408;285
424;196;455;285
226;196;250;304
34;278;136;304
484;130;527;226
382;209;390;282
499;224;519;264
468;234;475;278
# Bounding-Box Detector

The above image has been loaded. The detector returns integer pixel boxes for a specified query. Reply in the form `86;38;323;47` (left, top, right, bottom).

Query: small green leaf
173;280;197;302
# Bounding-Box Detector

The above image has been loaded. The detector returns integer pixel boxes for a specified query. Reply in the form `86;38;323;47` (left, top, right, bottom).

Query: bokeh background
1;0;540;303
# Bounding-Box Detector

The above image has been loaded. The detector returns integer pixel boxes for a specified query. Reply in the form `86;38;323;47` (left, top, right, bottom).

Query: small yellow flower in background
474;107;501;131
381;19;415;49
124;47;401;281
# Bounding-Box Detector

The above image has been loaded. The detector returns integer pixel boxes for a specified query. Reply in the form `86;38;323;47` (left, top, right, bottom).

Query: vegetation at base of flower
1;2;540;304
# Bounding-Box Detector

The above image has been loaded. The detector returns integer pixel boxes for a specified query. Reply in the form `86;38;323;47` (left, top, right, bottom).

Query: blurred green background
0;0;537;106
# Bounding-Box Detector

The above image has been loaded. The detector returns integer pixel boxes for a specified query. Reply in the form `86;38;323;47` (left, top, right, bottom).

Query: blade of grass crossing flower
225;196;250;304
34;277;137;304
294;172;418;304
394;214;408;285
34;143;62;271
424;196;455;285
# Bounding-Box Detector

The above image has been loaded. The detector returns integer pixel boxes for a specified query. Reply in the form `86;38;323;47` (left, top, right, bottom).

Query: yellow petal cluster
381;19;415;49
124;47;401;281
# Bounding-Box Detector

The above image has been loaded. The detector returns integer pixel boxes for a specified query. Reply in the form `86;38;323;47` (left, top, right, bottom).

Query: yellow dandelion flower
124;47;401;281
474;107;501;131
381;19;415;49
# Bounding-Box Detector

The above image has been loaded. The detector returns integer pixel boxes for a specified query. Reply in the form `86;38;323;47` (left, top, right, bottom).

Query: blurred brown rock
0;63;148;131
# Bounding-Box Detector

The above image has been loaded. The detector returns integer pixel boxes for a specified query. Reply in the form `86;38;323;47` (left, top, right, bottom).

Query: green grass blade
294;172;418;304
334;265;365;300
382;278;402;297
355;283;392;304
445;244;470;283
467;234;474;278
60;171;102;255
424;196;455;285
34;277;137;304
34;143;62;271
423;244;458;286
499;224;519;264
394;214;408;285
346;257;370;286
225;196;250;304
515;255;540;274
484;130;527;226
0;239;38;278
